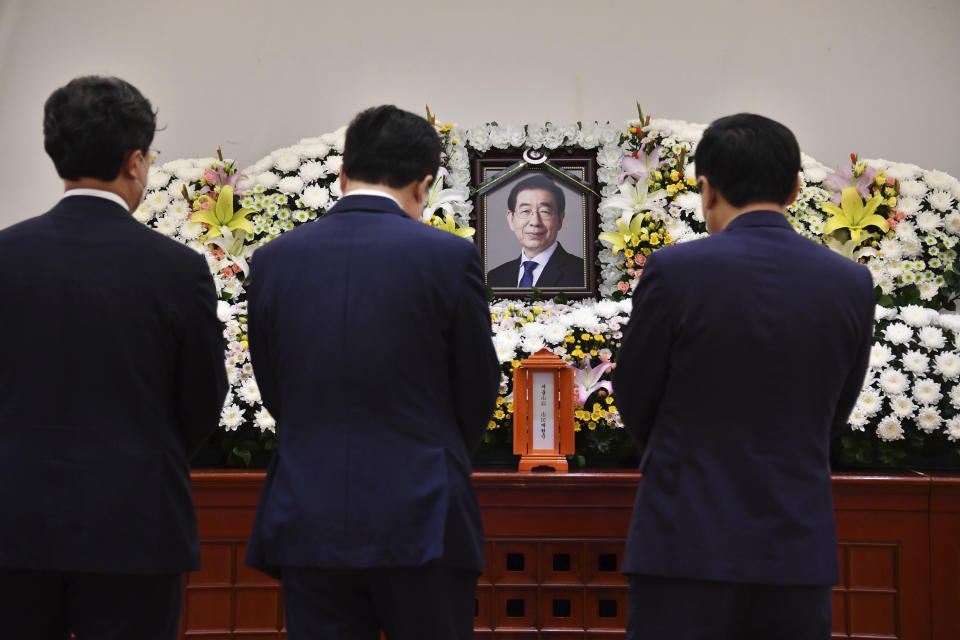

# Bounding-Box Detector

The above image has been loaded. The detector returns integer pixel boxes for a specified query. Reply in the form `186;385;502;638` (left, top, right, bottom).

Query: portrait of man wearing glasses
486;174;585;288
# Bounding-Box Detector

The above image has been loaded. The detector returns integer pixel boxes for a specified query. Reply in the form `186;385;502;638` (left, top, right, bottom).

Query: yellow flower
654;170;663;181
887;197;897;207
240;340;248;350
496;396;505;406
874;174;885;186
494;410;505;420
666;184;678;196
628;127;637;133
624;249;634;258
821;187;888;243
532;305;543;315
581;333;591;340
590;349;598;356
511;359;521;369
650;233;661;246
686;177;698;187
883;187;895;197
565;335;575;343
451;139;458;144
670;170;680;181
605;397;614;405
507;402;514;412
487;420;497;430
574;424;581;432
588;421;597;430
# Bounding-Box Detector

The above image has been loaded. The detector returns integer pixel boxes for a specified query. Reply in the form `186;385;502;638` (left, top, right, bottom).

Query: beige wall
1;0;958;227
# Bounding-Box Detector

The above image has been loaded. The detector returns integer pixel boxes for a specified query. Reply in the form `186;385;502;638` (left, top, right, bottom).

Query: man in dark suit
0;76;227;639
244;105;500;640
613;114;875;640
486;174;585;288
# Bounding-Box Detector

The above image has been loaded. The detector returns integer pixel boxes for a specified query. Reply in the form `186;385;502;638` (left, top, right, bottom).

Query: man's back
245;194;500;575
616;210;875;585
0;195;227;574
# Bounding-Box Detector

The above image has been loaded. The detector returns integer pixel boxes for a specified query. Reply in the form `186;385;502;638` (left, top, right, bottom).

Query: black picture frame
473;153;598;299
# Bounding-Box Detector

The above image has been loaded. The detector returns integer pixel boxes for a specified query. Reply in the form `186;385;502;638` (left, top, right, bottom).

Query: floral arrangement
137;105;960;469
843;305;960;466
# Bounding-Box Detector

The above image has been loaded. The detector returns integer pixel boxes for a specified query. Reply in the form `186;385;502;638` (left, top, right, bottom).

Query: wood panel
178;470;958;640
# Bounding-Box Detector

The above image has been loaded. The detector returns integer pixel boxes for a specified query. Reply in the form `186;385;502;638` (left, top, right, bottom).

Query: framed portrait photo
474;153;598;298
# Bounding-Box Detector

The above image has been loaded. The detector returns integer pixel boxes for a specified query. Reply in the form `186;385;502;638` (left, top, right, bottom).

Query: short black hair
506;174;565;214
43;76;156;181
342;105;441;188
694;113;800;207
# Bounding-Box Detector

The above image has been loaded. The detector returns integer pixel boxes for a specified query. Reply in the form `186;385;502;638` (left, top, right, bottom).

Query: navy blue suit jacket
487;243;585;288
0;195;226;574
244;195;499;578
613;210;874;586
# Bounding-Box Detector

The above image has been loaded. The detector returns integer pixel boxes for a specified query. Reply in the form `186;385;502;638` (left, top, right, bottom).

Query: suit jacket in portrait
487;242;585;288
613;210;874;586
244;195;500;578
0;195;227;574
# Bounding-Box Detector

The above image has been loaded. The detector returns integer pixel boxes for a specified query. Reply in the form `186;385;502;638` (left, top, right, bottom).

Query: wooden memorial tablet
512;348;575;472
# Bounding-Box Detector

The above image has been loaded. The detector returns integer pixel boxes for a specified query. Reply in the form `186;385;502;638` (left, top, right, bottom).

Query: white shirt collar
522;241;559;267
62;188;130;212
340;188;403;209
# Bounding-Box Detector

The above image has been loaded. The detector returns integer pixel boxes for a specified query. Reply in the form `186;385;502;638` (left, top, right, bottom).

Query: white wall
1;0;958;228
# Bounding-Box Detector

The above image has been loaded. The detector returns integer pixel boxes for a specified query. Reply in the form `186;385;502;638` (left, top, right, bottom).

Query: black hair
694;113;800;207
506;174;565;214
342;105;441;188
43;76;156;181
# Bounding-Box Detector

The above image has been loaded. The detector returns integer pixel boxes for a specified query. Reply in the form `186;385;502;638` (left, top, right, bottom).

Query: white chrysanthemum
889;394;916;418
897;196;921;215
899;305;934;327
919;326;946;349
167;199;191;221
298;161;327;182
225;365;240;386
876;416;905;441
154;216;178;237
176;167;204;182
944;314;960;333
913;378;942;405
594;300;620;319
674;192;701;212
596;146;624;169
879;369;909;395
927;190;955;212
874;305;898;321
944;212;960;235
255;408;276;433
855;388;883;416
220;403;244;431
324;155;343;174
238;378;261;405
299;143;331;159
898;179;926;198
543;323;568;345
918;281;940;301
946;416;960;441
924;169;958;191
884;163;921;181
949;385;960;409
133;206;153;223
521;335;546;354
902;350;929;374
568;309;601;332
847;407;868;431
257;172;280;189
273;151;301;173
179;220;204;240
803;166;827;183
147;170;171;190
916;407;942;433
882;322;913;345
494;329;521;351
277;176;304;194
520;322;547;339
216;300;233;323
916;211;943;232
935;352;960;380
869;344;894;369
301;185;331;210
145;190;170;214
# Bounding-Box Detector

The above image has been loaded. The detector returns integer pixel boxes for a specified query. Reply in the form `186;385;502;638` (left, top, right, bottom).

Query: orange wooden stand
512;349;575;472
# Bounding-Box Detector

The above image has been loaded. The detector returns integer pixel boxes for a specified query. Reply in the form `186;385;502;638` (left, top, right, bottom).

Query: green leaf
230;446;252;467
